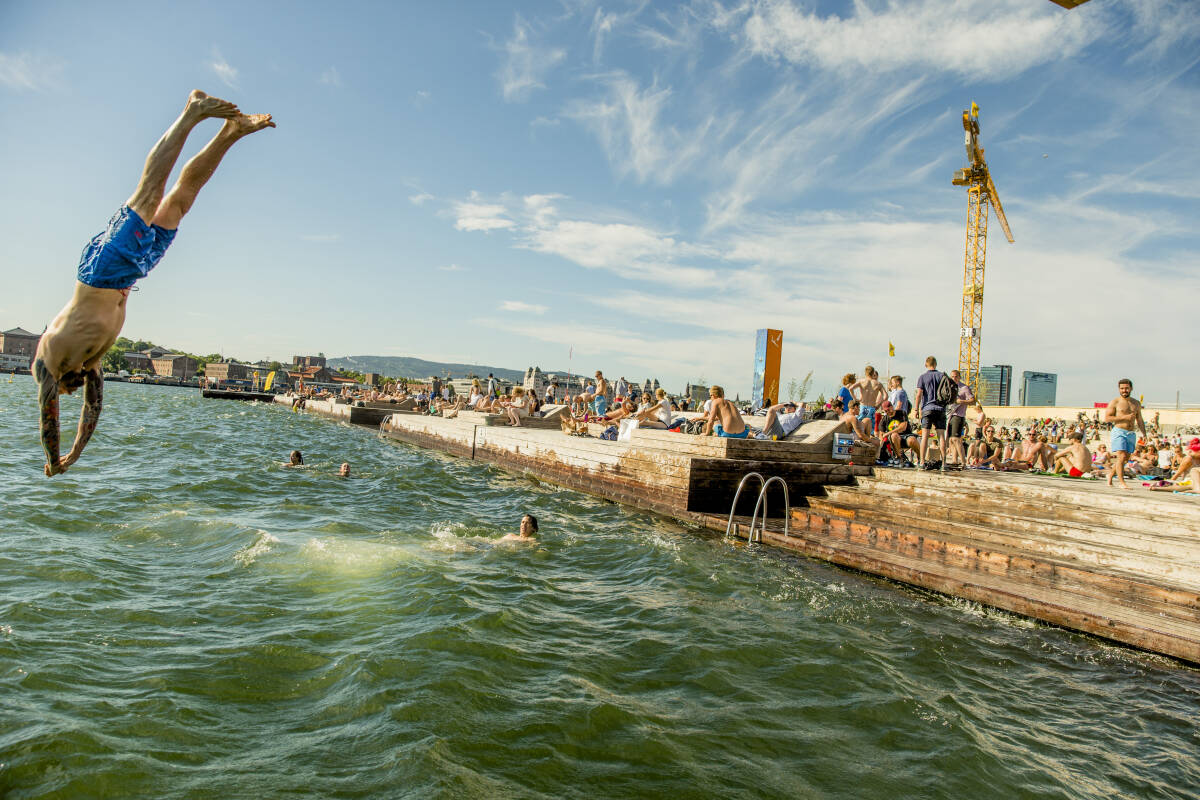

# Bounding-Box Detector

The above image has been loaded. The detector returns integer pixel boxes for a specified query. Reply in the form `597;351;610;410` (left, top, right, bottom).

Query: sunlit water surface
1;379;1198;799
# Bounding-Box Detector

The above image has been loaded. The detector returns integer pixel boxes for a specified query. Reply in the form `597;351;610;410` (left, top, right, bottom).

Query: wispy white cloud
300;233;341;243
438;263;465;272
455;192;516;231
500;300;548;314
209;47;238;89
741;0;1103;80
409;192;434;206
319;66;342;87
565;73;716;185
497;16;566;101
0;51;65;91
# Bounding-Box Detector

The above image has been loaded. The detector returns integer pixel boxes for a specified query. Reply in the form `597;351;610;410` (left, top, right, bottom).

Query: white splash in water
235;531;279;566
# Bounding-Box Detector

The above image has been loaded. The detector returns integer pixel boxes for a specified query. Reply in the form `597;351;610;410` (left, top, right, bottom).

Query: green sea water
1;378;1198;799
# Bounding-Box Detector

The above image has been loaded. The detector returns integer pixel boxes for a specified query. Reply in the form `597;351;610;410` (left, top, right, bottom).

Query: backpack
935;372;956;406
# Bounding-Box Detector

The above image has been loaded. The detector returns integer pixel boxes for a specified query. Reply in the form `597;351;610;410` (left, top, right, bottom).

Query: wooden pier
201;389;277;402
254;397;1200;663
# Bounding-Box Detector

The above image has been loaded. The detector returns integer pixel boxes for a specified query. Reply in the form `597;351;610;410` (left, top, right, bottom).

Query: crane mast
951;103;1013;398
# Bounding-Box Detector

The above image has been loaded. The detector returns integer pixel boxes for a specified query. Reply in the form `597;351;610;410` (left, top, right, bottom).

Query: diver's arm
62;368;103;468
35;358;64;476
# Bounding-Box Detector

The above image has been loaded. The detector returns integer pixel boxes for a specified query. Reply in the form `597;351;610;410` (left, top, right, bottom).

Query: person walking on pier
1105;378;1147;489
34;90;274;477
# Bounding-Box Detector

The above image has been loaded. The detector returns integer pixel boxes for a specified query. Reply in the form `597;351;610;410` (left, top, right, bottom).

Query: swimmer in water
282;450;303;467
339;462;351;477
34;90;275;477
499;514;538;543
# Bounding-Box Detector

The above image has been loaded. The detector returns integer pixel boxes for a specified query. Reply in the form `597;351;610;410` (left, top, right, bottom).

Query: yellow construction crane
951;102;1013;397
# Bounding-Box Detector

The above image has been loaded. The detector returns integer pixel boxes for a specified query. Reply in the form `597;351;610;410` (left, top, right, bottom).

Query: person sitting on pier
1051;432;1093;477
34;90;274;476
698;386;748;438
634;388;676;429
1001;430;1053;471
968;424;1003;469
757;400;805;440
502;387;530;427
840;401;880;449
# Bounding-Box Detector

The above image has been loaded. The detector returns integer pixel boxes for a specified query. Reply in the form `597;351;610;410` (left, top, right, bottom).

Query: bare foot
186;89;239;120
228;113;276;137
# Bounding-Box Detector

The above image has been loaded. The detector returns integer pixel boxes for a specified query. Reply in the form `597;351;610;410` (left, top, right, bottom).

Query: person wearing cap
759;400;805;440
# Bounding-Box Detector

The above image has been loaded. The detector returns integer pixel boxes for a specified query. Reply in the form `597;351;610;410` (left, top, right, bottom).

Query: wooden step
805;498;1200;605
852;474;1195;539
868;467;1200;525
820;486;1200;564
718;514;1200;663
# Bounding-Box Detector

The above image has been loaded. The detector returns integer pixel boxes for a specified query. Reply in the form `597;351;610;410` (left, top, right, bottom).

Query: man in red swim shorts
35;90;274;476
1051;431;1093;478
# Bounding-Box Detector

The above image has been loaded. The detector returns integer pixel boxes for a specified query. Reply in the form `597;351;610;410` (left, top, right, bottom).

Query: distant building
293;355;327;369
124;352;152;372
977;364;1013;406
364;372;382;386
288;365;332;385
684;383;709;404
152;354;197;380
1019;371;1057;406
205;360;251;383
0;327;40;360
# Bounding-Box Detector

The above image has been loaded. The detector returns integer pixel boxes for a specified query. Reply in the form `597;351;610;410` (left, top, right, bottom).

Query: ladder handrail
748;476;790;543
725;472;765;539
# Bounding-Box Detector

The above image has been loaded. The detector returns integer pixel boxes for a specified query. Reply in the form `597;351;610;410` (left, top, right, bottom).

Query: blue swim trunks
1110;427;1137;454
592;395;609;415
77;206;177;290
714;423;750;439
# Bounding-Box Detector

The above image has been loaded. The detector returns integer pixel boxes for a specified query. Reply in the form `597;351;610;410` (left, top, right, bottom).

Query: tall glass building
1019;371;1057;406
977;365;1012;406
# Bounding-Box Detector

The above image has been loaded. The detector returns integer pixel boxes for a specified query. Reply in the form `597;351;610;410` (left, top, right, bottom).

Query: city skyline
3;0;1197;405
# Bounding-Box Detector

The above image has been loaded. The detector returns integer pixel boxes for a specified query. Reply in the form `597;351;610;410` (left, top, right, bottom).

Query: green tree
101;346;128;373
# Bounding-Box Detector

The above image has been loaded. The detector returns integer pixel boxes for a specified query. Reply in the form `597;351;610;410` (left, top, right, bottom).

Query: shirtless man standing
1051;432;1093;477
852;366;886;434
1104;378;1146;489
699;386;747;438
35;90;274;476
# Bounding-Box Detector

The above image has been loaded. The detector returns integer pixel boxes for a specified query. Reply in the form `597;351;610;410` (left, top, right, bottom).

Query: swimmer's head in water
521;514;538;537
289;450;303;465
339;462;350;477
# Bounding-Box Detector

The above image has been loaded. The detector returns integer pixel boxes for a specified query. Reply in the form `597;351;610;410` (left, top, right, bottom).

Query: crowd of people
285;361;1197;496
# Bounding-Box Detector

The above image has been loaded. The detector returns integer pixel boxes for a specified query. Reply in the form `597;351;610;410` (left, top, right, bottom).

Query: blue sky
2;0;1197;405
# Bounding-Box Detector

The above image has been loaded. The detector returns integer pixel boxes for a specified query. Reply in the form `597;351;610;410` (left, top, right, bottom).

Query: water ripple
0;379;1198;799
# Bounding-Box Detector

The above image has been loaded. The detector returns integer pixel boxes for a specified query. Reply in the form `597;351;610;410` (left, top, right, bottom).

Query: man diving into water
35;90;274;476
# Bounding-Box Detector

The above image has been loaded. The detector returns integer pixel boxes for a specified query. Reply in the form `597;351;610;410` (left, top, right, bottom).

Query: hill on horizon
328;355;568;383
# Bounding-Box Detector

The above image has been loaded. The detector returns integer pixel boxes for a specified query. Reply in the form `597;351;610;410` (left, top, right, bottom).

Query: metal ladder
725;472;790;544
